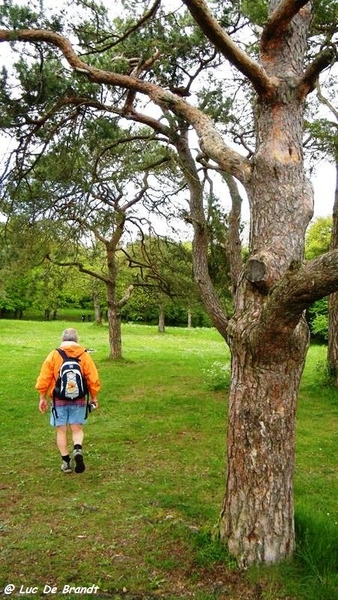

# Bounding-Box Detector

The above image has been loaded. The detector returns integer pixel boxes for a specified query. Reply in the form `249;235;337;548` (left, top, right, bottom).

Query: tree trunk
158;305;165;333
187;307;192;328
219;5;314;565
327;162;338;383
106;242;122;359
221;317;309;564
176;130;229;338
93;289;102;325
107;298;122;359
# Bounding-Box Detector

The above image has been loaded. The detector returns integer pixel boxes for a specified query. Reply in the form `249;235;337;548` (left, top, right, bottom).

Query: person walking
36;328;101;474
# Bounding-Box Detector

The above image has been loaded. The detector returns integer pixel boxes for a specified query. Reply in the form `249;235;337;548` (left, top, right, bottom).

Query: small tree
121;234;204;329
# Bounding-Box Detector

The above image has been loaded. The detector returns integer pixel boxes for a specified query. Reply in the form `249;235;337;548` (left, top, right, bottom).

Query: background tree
304;78;338;376
2;102;179;357
121;234;205;330
0;215;55;318
314;88;338;382
305;216;331;341
0;216;106;320
0;0;338;566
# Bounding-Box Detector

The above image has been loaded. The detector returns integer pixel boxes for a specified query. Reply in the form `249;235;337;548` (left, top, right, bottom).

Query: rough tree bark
220;3;315;557
106;238;135;360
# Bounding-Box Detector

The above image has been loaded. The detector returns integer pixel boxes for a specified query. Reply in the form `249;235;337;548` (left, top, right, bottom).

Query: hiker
36;328;101;474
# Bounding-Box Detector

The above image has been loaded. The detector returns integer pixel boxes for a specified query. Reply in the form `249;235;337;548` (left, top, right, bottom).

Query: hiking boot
74;449;85;473
61;460;72;474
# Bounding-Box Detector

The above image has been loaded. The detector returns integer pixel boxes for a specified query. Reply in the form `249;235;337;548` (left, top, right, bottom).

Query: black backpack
53;348;88;401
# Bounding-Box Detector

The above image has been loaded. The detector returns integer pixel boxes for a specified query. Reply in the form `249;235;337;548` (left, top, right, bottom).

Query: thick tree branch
298;45;338;97
0;28;251;183
176;128;229;340
181;0;277;99
262;0;310;43
117;284;134;308
223;173;243;294
262;250;338;333
45;254;110;284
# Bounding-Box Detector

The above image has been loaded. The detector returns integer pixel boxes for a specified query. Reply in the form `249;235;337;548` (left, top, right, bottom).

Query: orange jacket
35;342;101;399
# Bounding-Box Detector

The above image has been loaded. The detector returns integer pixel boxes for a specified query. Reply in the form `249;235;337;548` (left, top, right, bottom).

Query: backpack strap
53;348;67;403
56;348;68;361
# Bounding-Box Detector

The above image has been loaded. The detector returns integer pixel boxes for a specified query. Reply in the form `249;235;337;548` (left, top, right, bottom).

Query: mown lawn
1;320;338;600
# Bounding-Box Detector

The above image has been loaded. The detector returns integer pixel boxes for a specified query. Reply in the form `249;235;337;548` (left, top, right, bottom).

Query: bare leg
70;424;84;447
56;425;72;473
56;425;69;456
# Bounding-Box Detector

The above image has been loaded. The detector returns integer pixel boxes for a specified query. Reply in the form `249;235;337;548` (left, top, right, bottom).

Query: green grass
1;322;338;599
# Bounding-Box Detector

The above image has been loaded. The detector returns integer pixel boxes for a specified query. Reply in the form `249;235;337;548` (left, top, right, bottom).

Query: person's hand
39;398;48;413
91;397;99;409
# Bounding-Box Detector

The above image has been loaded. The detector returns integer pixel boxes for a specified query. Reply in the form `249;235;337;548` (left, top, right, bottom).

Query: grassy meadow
1;320;338;600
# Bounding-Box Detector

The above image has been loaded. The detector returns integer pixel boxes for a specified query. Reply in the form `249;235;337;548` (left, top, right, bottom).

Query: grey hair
61;328;79;342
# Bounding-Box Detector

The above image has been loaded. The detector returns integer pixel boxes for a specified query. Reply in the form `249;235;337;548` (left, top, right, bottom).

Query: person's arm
35;351;56;411
39;395;49;413
83;354;101;407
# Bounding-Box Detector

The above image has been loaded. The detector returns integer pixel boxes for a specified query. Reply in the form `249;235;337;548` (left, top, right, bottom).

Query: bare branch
45;254;110;284
181;0;277;99
316;81;338;120
176;128;229;339
120;173;149;212
117;284;134;308
91;0;161;54
299;45;338;97
223;173;243;294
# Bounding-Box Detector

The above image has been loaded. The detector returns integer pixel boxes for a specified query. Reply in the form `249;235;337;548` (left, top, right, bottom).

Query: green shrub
203;361;231;390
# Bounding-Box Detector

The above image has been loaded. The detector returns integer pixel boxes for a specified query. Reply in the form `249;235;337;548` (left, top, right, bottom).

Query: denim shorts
50;404;87;427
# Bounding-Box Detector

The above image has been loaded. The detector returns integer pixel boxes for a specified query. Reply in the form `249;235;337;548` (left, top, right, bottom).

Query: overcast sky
312;162;336;218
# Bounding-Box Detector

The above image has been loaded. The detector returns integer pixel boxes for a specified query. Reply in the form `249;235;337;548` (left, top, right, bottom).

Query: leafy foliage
305;217;332;341
305;216;332;260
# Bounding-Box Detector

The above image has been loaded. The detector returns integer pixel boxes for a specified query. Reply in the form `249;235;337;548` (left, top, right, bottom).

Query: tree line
1;213;331;338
